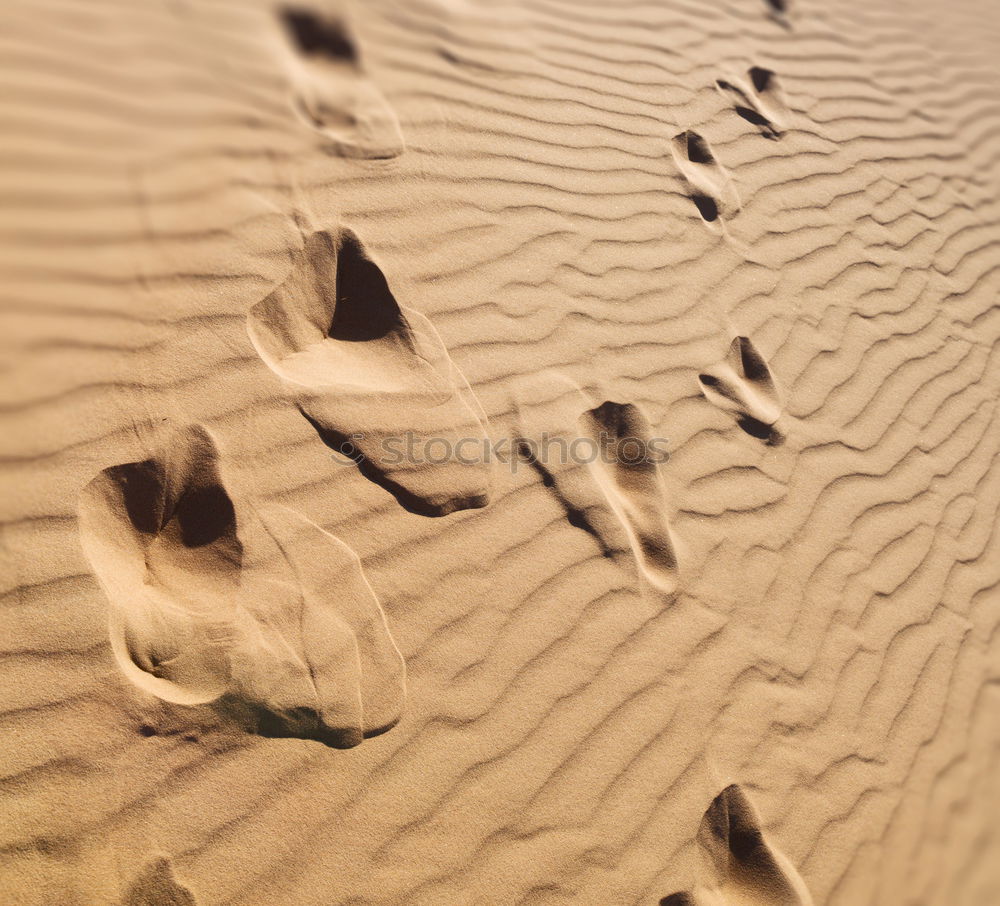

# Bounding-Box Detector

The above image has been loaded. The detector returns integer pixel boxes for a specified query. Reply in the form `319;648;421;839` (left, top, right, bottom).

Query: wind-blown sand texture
2;0;1000;903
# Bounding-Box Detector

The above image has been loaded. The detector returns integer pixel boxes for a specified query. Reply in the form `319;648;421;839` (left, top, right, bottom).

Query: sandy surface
2;0;1000;903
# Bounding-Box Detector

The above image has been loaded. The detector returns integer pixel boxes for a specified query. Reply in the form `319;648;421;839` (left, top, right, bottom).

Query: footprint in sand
716;67;788;140
698;336;784;445
248;227;491;517
125;856;196;906
763;0;792;27
578;401;679;595
78;423;406;748
659;785;814;906
671;131;740;224
278;6;404;159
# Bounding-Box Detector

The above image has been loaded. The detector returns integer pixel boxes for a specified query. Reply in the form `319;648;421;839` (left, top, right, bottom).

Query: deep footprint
125;856;197;906
716;71;785;140
698;785;814;905
578;401;679;595
248;227;491;517
698;336;784;445
79;424;406;748
671;131;739;224
279;6;404;159
659;785;814;906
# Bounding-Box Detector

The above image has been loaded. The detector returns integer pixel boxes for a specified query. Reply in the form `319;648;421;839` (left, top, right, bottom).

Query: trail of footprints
673;4;791;224
75;1;803;899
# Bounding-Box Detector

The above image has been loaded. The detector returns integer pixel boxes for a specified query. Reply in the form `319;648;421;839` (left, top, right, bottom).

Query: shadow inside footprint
659;785;813;906
698;785;814;905
248;228;491;517
79;424;406;748
516;437;614;557
671;131;739;224
125;856;197;906
716;68;787;140
279;6;404;159
698;336;784;445
578;401;678;595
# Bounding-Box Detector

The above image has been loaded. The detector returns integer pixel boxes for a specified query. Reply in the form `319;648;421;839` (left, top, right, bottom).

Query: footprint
671;131;740;224
515;437;614;558
716;68;787;140
659;785;813;906
125;856;196;906
79;424;406;748
248;227;491;517
578;402;679;595
763;0;792;26
698;785;814;906
279;7;404;159
698;336;784;445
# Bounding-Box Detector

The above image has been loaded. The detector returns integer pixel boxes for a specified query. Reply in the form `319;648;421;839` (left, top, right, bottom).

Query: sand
2;0;999;903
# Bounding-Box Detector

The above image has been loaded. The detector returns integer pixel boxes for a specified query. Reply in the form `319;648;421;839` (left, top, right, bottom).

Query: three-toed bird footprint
79;423;407;748
716;67;788;140
659;784;814;906
698;336;784;445
671;131;740;224
278;6;404;159
248;227;491;517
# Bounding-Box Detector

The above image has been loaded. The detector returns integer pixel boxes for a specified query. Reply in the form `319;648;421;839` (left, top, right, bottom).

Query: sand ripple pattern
2;0;1000;903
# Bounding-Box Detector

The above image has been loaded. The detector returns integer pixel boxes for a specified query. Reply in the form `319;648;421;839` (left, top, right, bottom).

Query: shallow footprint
238;503;407;746
279;6;404;159
716;68;787;140
124;856;196;906
698;336;784;445
578;401;679;595
79;424;406;747
248;227;491;517
671;131;740;224
659;785;813;906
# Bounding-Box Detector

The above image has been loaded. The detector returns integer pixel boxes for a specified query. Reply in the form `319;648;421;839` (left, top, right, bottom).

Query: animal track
248;227;491;517
671;131;740;224
659;785;814;906
279;7;404;159
578;402;679;595
716;68;787;140
125;856;196;906
79;424;406;748
698;336;784;445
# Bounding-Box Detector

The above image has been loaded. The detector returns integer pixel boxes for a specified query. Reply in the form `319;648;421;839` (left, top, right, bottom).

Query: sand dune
2;0;1000;902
